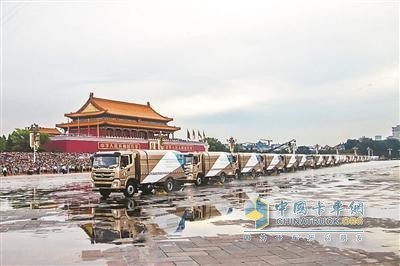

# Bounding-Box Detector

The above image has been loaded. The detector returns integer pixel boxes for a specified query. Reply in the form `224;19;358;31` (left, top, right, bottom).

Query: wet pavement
0;161;399;265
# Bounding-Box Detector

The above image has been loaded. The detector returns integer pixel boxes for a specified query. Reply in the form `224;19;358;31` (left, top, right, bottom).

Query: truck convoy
91;150;378;198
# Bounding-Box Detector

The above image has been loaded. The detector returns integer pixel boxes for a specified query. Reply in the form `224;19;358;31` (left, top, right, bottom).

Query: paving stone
221;244;243;254
286;257;320;264
190;255;219;265
166;251;208;257
213;258;246;265
106;260;128;266
244;260;273;266
176;242;198;249
259;255;288;265
181;247;221;252
160;256;193;262
173;260;199;266
151;262;175;266
233;241;257;249
262;246;285;255
206;249;231;258
317;260;342;266
213;242;234;247
271;250;300;259
81;250;103;261
159;244;183;253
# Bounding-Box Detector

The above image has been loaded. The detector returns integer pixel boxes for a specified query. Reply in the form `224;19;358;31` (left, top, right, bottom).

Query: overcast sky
1;0;399;145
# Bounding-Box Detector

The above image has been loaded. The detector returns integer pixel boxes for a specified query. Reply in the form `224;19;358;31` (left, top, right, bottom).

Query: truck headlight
112;180;120;188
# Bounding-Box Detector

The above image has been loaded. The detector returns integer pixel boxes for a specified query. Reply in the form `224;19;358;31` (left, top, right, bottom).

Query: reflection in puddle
79;199;164;245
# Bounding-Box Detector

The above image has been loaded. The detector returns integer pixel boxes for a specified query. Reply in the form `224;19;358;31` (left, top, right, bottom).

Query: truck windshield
184;156;193;164
92;155;119;169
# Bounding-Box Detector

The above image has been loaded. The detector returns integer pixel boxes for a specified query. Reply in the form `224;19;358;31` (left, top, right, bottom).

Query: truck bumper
92;179;124;190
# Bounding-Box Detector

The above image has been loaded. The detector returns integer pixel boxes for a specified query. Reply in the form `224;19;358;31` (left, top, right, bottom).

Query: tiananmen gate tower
45;93;207;153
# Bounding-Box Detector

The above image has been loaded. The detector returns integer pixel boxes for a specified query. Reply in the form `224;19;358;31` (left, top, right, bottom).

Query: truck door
119;154;130;181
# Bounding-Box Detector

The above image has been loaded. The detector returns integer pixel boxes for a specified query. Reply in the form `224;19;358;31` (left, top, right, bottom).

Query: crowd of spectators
1;152;92;176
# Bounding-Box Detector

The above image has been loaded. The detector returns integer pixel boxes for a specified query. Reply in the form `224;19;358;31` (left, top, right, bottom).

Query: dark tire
141;185;153;195
195;175;203;186
174;182;184;191
251;170;256;179
124;180;138;198
163;178;174;193
100;190;110;198
234;171;241;180
219;173;226;184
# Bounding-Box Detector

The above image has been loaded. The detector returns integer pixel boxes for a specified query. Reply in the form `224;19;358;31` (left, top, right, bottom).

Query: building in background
389;125;400;140
56;93;180;139
38;127;61;136
45;93;206;153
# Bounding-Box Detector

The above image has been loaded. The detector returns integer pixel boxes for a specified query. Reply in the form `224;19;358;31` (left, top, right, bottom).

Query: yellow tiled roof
65;93;173;122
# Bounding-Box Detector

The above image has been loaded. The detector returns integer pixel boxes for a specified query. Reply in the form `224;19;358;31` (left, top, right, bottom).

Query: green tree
205;137;228;152
8;129;31;151
341;137;400;158
344;139;360;151
297;146;312;154
4;129;49;152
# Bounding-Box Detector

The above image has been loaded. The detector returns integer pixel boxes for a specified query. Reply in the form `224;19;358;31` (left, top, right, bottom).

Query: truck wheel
124;180;138;198
100;190;110;198
235;171;241;180
195;175;203;186
141;185;154;195
219;173;226;184
164;178;174;193
251;170;256;179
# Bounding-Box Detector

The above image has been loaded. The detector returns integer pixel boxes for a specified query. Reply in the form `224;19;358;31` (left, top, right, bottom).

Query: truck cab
92;151;136;198
183;153;202;185
92;150;190;197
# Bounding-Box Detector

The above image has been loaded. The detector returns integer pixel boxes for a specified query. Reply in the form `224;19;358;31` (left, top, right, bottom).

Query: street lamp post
154;131;165;150
227;137;236;153
367;147;371;156
27;123;40;164
315;144;319;154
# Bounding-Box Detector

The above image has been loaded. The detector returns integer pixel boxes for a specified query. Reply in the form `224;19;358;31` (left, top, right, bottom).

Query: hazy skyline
1;0;399;146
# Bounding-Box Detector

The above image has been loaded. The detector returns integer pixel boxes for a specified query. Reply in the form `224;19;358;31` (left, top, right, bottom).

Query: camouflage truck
313;154;325;168
235;153;264;179
262;154;284;174
184;152;238;186
282;154;298;172
91;150;190;197
296;154;314;170
324;155;334;166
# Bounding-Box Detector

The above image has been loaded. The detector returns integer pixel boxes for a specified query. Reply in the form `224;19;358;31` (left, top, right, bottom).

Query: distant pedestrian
2;167;7;176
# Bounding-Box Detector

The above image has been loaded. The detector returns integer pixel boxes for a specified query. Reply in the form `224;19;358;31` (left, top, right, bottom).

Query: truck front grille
93;171;114;180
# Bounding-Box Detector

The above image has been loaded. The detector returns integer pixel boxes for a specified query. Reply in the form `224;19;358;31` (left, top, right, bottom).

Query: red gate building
45;93;207;153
